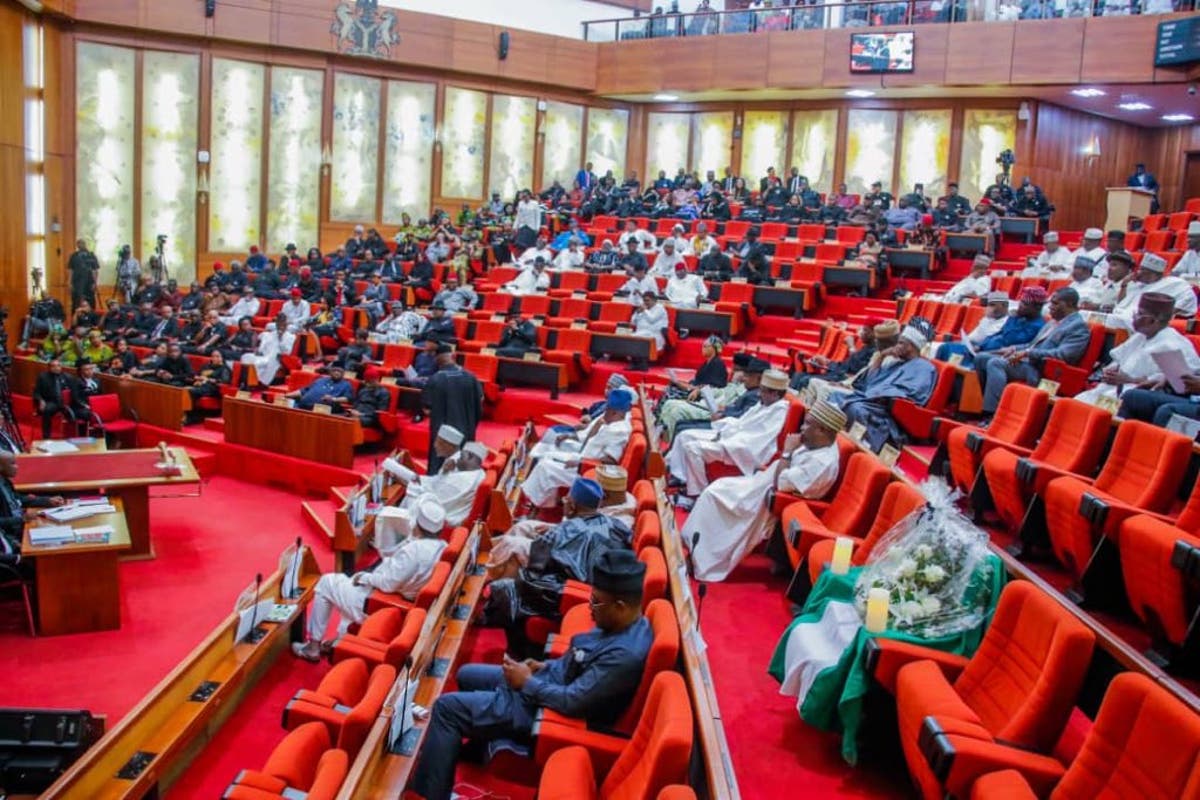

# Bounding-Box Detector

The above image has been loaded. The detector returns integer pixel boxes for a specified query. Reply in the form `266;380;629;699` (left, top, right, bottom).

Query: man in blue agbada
833;324;937;451
411;548;650;800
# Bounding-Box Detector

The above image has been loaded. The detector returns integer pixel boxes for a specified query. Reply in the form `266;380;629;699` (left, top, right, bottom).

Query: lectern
1105;187;1155;232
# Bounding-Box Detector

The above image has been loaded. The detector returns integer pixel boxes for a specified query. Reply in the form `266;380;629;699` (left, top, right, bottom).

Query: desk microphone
688;531;707;627
287;537;303;599
244;572;268;643
396;654;416;754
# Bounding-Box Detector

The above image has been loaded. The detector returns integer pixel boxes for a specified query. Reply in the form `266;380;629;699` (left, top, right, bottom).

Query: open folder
1151;349;1194;395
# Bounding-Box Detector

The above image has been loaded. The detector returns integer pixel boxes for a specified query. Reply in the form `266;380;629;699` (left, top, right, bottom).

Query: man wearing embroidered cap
685;400;846;581
483;476;634;649
667;368;793;499
833;325;938;450
1072;227;1107;272
1171;221;1200;278
943;254;992;303
1068;255;1108;309
1022;230;1073;278
412;545;651;800
793;319;882;393
522;390;633;509
975;288;1091;419
1076;292;1200;408
293;497;447;662
1112;251;1197;329
934;292;1014;366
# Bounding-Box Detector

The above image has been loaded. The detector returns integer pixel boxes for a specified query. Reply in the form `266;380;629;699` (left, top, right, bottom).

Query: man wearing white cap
934;292;1012;365
942;255;992;303
293;497;447;661
1072;228;1107;275
667;368;792;500
648;238;687;278
1172;221;1200;278
1021;231;1073;278
504;256;551;296
685;400;845;581
667;223;693;255
834;325;937;450
1068;255;1109;309
1112;252;1197;329
429;424;465;472
240;321;293;386
375;442;487;555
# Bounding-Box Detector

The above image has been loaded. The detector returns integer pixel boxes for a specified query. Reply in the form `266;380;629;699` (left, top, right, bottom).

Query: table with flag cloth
767;555;1005;764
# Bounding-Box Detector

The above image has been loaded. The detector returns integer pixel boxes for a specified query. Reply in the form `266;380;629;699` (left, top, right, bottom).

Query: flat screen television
850;32;914;73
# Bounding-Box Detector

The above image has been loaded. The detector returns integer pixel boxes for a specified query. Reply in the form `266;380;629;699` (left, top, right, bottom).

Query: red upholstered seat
888;581;1094;800
657;788;697;800
535;672;692;800
222;722;348;800
806;481;925;585
632;479;658;514
365;559;450;615
88;393;137;445
945;383;1049;494
968;673;1200;800
978;398;1110;531
332;606;427;670
1042;420;1191;580
780;452;892;569
1119;511;1200;653
283;658;396;758
893;360;957;441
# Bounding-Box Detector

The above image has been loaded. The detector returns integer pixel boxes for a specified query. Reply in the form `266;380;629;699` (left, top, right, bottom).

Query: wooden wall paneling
195;50;211;264
451;18;502;80
138;0;206;38
1149;124;1200;212
613;39;664;96
0;0;28;346
942;22;1014;85
550;37;598;93
626;105;648;186
766;30;825;89
212;0;272;47
1010;18;1085;84
714;33;768;91
594;41;618;92
658;38;711;96
832;104;849;189
495;30;554;87
1079;14;1158;84
43;21;68;298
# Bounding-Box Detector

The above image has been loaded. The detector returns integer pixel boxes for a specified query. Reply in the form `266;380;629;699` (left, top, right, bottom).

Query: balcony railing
582;1;1197;41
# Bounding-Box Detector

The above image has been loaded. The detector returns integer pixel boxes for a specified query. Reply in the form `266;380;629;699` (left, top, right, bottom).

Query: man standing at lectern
1127;162;1159;213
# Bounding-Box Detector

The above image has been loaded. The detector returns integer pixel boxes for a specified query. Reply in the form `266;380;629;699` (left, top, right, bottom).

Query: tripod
151;235;170;285
0;312;26;454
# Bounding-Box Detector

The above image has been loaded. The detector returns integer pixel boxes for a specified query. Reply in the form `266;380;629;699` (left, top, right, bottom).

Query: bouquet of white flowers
853;479;993;637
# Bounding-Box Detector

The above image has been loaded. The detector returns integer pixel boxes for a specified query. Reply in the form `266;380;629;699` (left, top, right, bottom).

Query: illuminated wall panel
267;66;323;249
209;58;264;251
541;101;583;189
330;72;381;221
382;80;435;223
488;94;537;197
586;107;628;181
844;108;898;195
960;109;1017;205
645;112;691;183
739;111;788;186
899;109;951;197
790;109;838;193
441;86;487;199
141;51;199;280
75;42;135;265
691;112;733;178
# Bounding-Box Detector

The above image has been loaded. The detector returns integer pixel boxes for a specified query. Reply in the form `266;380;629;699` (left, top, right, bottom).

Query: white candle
865;587;890;633
830;537;854;575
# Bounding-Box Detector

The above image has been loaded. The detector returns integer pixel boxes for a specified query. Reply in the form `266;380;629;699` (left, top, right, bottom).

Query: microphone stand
393;655;418;755
243;572;268;644
287;536;303;600
688;531;707;627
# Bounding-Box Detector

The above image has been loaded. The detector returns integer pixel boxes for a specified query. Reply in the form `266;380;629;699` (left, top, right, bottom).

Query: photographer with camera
115;244;141;304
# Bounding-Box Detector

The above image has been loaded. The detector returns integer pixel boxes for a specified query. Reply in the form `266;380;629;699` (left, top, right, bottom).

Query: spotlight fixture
845;89;876;98
1069;88;1106;98
1162;113;1195;122
653;93;679;101
1117;102;1152;111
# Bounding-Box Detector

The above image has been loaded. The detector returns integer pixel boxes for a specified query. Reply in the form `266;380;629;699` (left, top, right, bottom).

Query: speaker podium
1105;187;1155;233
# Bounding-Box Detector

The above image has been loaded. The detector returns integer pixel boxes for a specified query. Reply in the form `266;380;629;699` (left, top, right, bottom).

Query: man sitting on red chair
32;358;79;439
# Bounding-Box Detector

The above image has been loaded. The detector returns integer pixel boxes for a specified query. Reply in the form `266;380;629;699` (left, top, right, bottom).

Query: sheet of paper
35;440;78;454
29;525;74;546
1151;349;1193;395
958;330;976;356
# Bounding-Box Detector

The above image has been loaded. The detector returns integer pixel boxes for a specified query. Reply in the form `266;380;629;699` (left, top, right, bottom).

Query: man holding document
1118;297;1200;427
933;291;1014;366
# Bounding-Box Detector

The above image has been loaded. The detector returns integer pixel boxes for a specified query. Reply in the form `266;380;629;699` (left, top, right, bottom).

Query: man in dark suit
494;311;539;359
0;451;65;575
33;359;77;439
974;288;1091;419
423;344;484;473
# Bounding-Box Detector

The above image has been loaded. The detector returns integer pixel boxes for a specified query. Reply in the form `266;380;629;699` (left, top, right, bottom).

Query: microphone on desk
399;654;415;736
244;572;266;643
688;531;707;627
287;537;303;599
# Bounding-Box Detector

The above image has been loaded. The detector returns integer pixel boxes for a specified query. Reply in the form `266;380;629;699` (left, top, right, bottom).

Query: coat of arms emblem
331;0;399;58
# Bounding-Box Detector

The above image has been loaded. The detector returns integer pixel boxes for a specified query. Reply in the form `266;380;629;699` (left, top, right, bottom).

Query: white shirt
632;302;669;350
1072;245;1108;278
649;250;687;278
580;416;633;462
665;273;708;308
1070;277;1109;308
1113;275;1198;326
553;249;585;270
515;199;541;231
1022;247;1074;277
518;246;554;267
619;275;660;303
279;299;311;330
377;311;427;341
944;274;991;303
667;235;692;255
777;443;841;498
619;229;657;253
362;537;447;595
402;468;484;528
222;296;261;322
1174;249;1200;278
504;267;550;296
966;314;1008;346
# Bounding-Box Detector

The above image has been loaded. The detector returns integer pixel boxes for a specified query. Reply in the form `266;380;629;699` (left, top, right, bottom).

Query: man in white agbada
376;301;427;342
517;236;554;268
292;497;447;661
1068;255;1111;309
1076;291;1200;407
1111;252;1197;330
940;255;992;303
503;257;551;296
632;292;669;352
489;464;636;579
618;264;660;305
1020;231;1073;278
648;240;687;278
521;390;634;508
374;440;487;556
686;401;845;582
552;238;585;271
666;224;692;255
664;263;708;309
1073;228;1108;277
667;369;792;499
279;289;311;332
220;286;262;326
1173;221;1200;278
241;321;293;386
617;219;656;253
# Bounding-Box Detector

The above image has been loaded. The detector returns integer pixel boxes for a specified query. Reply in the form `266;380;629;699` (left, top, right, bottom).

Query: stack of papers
35;440;79;454
29;525;74;546
43;502;116;523
74;525;114;544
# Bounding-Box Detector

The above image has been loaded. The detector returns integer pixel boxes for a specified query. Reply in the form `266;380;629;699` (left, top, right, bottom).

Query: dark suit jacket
1024;312;1092;367
33;371;70;407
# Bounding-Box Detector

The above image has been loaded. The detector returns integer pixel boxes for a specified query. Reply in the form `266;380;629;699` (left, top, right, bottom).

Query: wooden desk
222;396;364;468
14;447;199;559
23;498;130;635
886;247;935;279
12;356;192;431
1000;216;1039;243
753;284;807;318
590;332;657;362
41;547;322;799
496;357;568;398
332;453;410;575
673;307;734;338
822;264;875;293
944;232;990;257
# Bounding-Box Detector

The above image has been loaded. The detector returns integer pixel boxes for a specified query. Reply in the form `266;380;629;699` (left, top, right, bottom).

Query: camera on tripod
995;149;1016;171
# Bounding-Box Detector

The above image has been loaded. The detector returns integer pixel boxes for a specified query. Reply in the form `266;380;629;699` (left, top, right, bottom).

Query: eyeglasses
588;595;613;609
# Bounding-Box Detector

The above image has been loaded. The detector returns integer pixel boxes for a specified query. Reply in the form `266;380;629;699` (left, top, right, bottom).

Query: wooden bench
223;395;365;468
40;545;322;799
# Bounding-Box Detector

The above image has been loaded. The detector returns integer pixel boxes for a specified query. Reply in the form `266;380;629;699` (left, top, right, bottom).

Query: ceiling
604;81;1200;128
